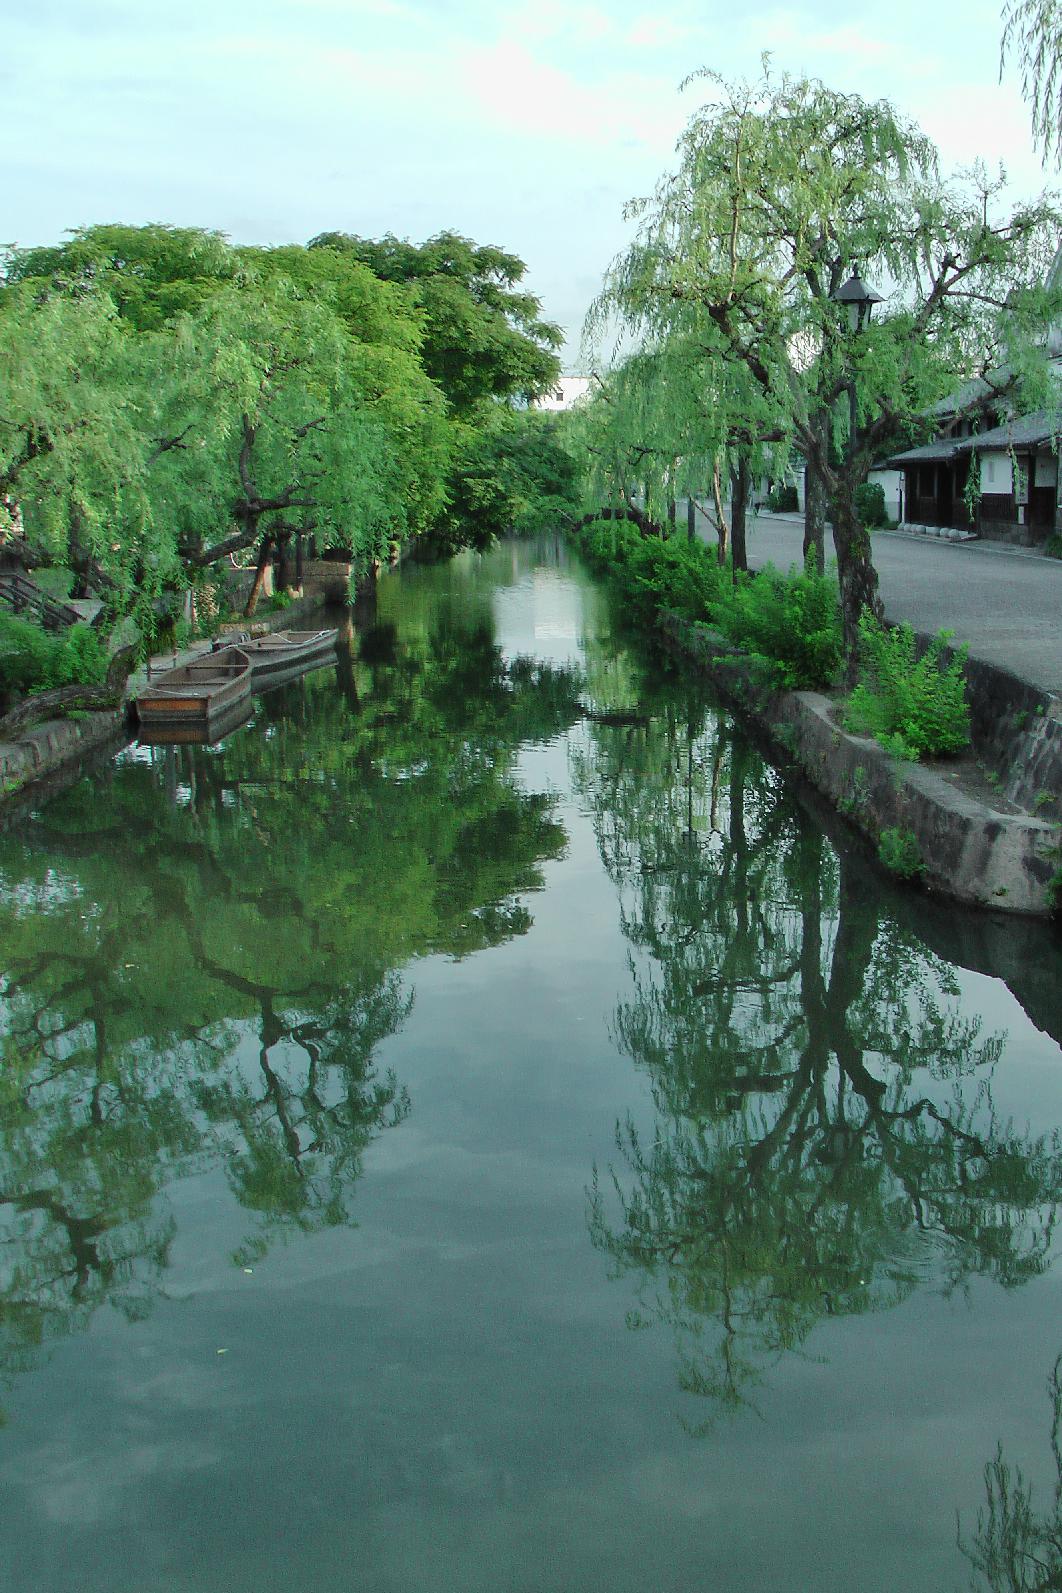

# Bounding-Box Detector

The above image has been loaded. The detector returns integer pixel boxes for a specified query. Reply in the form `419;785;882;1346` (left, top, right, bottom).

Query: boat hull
135;647;252;728
240;629;339;686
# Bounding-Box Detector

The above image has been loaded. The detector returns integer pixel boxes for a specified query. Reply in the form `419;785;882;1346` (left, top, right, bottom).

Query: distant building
881;248;1062;544
533;377;592;412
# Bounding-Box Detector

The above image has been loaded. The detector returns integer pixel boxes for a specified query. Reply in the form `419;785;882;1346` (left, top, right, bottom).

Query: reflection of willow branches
578;695;1060;1422
0;613;581;1405
195;981;414;1265
960;1357;1062;1591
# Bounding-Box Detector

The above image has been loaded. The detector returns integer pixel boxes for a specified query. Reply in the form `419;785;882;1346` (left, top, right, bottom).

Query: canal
1;535;1061;1591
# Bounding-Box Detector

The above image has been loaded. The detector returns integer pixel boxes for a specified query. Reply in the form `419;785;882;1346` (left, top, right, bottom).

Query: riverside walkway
725;513;1062;695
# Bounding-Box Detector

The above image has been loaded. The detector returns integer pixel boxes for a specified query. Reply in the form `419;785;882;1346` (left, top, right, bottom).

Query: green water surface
1;536;1061;1592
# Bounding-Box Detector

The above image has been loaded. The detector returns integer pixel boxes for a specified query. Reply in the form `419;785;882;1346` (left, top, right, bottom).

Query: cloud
508;0;616;48
626;15;699;49
457;39;683;149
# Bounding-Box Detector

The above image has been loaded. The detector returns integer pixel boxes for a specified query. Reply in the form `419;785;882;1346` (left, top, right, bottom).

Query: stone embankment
659;613;1061;917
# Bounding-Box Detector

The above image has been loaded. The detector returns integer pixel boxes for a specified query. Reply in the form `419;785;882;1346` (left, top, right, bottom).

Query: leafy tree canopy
308;230;563;411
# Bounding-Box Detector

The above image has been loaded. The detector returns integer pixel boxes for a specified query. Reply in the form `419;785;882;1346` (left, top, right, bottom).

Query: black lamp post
832;267;884;460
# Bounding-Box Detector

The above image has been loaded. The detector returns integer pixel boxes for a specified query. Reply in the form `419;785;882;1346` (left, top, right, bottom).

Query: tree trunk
667;498;676;540
275;535;292;595
803;411;828;575
687;497;696;543
334;616;360;710
832;486;884;684
710;465;730;567
730;458;749;575
244;535;274;617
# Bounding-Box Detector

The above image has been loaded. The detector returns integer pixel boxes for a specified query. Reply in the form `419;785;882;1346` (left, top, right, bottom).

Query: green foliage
1002;1;1062;164
845;615;971;759
307;231;562;412
427;409;581;556
713;561;844;688
575;517;727;622
0;615;108;700
586;64;1062;672
878;827;925;878
573;519;842;689
854;481;888;528
1044;532;1062;559
3;223;239;331
0;221;563;608
766;483;798;512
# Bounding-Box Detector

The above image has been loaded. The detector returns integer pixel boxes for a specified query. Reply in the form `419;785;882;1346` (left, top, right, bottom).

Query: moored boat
135;695;253;746
135;646;251;729
236;628;339;687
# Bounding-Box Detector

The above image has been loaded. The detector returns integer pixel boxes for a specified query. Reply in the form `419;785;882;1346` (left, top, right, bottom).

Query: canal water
1;536;1061;1592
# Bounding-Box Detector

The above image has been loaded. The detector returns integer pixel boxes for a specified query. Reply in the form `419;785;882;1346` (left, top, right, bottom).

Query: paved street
697;511;1062;695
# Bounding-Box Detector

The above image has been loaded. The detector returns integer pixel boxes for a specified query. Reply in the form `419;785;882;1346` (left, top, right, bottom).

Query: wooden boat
135;646;251;729
135;695;253;746
235;628;339;688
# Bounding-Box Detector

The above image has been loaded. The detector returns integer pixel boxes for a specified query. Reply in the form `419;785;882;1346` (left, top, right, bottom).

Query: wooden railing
0;572;85;630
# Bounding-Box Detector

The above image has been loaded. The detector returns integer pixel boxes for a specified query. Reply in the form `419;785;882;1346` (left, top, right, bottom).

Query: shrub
766;483;798;513
878;827;925;878
713;561;843;689
574;517;726;622
1045;532;1062;560
854;482;888;528
0;615;109;701
571;518;843;690
845;614;970;759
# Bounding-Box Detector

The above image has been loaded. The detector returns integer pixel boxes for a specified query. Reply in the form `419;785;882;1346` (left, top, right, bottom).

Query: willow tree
0;278;199;613
1;229;454;612
171;274;450;605
1003;0;1062;165
574;333;787;568
593;66;1062;672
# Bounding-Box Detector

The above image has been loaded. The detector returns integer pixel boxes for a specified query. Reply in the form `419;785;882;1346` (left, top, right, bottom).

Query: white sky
4;0;1055;364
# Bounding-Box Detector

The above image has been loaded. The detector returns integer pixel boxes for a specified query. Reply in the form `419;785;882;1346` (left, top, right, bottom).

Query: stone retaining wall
0;710;130;802
659;613;1060;917
957;648;1062;814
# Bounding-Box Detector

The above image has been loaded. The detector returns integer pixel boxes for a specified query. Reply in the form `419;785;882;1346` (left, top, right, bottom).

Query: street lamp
832;267;884;462
832;267;884;333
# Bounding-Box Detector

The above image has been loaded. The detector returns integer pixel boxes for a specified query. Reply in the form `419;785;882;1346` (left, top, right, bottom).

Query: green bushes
854;482;888;528
845;614;970;759
878;827;925;878
766;483;799;512
573;518;973;759
577;519;725;623
0;614;109;702
572;517;842;689
712;562;843;689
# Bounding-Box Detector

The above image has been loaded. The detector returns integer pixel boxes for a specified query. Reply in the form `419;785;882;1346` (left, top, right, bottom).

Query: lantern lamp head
833;267;885;332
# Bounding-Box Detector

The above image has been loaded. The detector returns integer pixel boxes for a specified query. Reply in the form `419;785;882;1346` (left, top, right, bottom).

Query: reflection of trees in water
961;1357;1062;1592
575;687;1062;1420
0;612;582;1401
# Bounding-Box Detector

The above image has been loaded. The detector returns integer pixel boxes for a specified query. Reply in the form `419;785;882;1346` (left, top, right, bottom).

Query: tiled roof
884;440;963;466
952;410;1062;452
